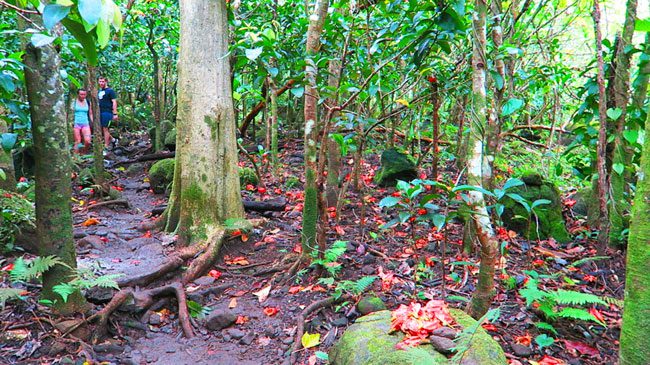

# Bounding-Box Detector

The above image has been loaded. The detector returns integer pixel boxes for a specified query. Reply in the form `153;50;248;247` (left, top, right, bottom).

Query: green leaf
623;130;638;144
301;332;320;349
501;98;524;117
506;193;530;213
452;184;496;197
61;18;98;66
535;334;555;349
534;322;558;335
1;133;17;152
612;163;624;175
606;108;622;120
502;178;524;192
78;0;102;26
43;4;71;30
635;17;650;32
378;196;400;209
0;169;6;180
245;47;263;61
531;199;551;210
31;34;56;48
315;351;329;361
290;86;304;98
96;18;110;48
432;214;446;231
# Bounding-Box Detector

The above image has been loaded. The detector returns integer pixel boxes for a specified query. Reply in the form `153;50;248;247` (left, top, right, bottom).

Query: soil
0;134;626;365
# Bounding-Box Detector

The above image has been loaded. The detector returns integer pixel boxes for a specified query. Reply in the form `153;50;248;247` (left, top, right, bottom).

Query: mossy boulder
164;127;176;151
501;173;571;243
357;296;387;315
239;167;258;186
149;158;175;194
374;148;418;187
329;309;506;365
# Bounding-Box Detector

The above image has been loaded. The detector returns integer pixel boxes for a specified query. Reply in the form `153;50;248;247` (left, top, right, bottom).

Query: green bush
0;189;35;252
239;167;258;185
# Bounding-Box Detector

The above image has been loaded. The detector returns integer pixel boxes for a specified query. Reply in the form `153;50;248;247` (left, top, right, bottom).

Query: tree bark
166;0;244;244
0;119;16;191
24;30;87;314
301;0;329;256
467;0;499;319
619;105;650;365
592;0;610;250
86;66;105;186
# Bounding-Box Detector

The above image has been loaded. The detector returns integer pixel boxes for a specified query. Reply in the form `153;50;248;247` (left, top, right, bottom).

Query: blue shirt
98;87;116;113
74;99;90;126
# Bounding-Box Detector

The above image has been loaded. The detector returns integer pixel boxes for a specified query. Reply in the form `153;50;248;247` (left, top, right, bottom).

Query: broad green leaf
31;34;56;47
111;1;122;30
57;0;74;5
623;130;638;144
534;322;558;335
531;199;551;210
606;108;622;120
0;168;6;180
301;332;320;349
506;193;530;213
635;17;650;32
502;178;524;192
378;196;400;208
535;334;554;349
452;184;496;197
0;74;15;93
501;98;524;117
61;18;98;65
96;18;110;48
612;163;624;175
245;47;263;61
290;86;304;98
432;214;446;231
43;4;71;30
78;0;102;26
315;351;329;361
1;133;17;152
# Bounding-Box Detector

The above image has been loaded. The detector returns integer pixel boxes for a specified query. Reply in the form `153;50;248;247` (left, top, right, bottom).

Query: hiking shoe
111;138;119;148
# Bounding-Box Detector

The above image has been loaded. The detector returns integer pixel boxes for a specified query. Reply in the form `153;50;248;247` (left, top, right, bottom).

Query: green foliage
0;189;35;252
0;288;26;308
322;276;378;300
52;268;121;302
9;256;65;282
187;300;212;318
312;240;347;277
535;334;555;349
518;273;610;326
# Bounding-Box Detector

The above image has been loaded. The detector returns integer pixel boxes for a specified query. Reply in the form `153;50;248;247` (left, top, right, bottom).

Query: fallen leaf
257;336;271;346
82;217;101;227
208;270;222;279
228;297;237;309
253;285;272;303
515;334;532;346
301;332;321;349
225;256;250;265
531;355;566;365
142;230;152;238
589;307;606;325
263;307;279;316
236;315;249;324
288;286;302;294
564;340;599;357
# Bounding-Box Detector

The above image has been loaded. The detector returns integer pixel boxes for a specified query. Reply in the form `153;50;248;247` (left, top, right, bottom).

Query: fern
557;307;605;326
568;256;610;268
353;276;377;295
10;256;66;282
551;290;606;306
0;288;26;308
324;241;347;262
53;271;122;302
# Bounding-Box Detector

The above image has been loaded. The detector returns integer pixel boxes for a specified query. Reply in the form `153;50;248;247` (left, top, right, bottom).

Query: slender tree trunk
301;0;329;256
24;30;87;314
619;104;650;364
467;0;499;319
269;75;279;170
86;66;105;185
592;0;610;250
147;34;163;152
430;80;440;181
166;0;244;244
632;33;650;108
607;0;637;246
325;22;345;208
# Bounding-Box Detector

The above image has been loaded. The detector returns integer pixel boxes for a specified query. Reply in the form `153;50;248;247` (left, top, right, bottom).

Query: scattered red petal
208;270;222;279
235;315;249;324
564;340;599;357
481;323;498;331
1;263;14;272
257;187;267;194
589;307;606;324
537;355;566;365
142;230;152;238
263;307;279;316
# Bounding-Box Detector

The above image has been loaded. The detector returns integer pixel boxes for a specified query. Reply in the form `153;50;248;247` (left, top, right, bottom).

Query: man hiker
98;76;118;151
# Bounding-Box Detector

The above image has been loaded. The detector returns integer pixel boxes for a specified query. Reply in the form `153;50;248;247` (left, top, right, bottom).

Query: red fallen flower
583;274;597;282
391;191;401;197
1;263;14;272
425;257;435;267
532;259;545;267
19;177;27;183
481;323;498;331
274;188;283;195
417;208;427;215
3;193;12;198
142;231;152;238
257;187;267;194
589;307;606;324
208;270;222;280
245;184;255;191
263;307;279;316
564;199;577;208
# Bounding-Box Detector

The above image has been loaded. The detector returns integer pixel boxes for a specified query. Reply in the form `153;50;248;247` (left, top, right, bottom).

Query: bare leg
82;126;92;153
73;127;81;153
103;127;112;148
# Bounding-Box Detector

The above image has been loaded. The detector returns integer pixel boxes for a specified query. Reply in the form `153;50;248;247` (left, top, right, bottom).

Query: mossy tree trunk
146;21;163;152
0;119;16;191
608;0;637;246
301;0;329;257
467;0;499;319
592;0;610;250
619;106;650;364
165;0;244;244
24;30;87;315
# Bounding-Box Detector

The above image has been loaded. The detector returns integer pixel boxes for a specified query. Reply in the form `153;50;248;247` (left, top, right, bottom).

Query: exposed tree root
289;295;350;364
86;199;130;210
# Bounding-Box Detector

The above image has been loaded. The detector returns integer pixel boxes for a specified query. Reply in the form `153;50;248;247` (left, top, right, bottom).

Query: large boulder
501;173;571;243
329;309;506;365
374;148;418;187
148;158;175;194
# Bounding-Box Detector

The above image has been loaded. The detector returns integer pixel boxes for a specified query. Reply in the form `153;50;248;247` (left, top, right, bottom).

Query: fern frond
325;241;347;262
551;290;606;306
10;256;66;282
353;276;377;295
0;288;26;308
519;285;547;306
602;296;623;308
557;307;605;326
52;283;76;303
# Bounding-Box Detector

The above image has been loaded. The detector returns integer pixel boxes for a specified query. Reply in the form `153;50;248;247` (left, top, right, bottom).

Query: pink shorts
74;124;90;131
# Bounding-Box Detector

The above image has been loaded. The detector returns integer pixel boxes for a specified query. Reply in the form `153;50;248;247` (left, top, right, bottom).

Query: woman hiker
73;88;92;154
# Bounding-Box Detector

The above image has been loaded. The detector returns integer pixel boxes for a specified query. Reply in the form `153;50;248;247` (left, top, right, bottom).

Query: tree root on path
86;199;130;210
289;295;350;364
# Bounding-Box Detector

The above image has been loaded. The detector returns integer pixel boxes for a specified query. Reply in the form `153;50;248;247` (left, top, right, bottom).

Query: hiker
98;76;118;150
73;88;92;154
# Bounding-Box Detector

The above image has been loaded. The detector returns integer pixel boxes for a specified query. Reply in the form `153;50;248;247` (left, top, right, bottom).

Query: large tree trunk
301;0;329;256
619;105;650;364
166;0;244;244
592;0;610;250
467;0;499;319
86;66;105;186
24;30;87;315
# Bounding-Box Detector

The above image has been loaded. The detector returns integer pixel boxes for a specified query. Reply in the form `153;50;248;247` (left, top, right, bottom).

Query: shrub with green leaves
0;189;35;252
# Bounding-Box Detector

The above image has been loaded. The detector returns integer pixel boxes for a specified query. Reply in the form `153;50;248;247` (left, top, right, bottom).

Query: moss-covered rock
357;296;387;315
239;167;258;186
149;158;175;194
164;127;176;151
501;173;571;243
329;309;506;365
374;148;418;187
